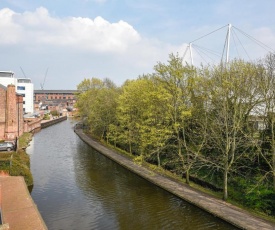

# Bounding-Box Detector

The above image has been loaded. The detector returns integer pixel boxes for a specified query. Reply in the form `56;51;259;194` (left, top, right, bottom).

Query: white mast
226;24;231;63
189;43;194;66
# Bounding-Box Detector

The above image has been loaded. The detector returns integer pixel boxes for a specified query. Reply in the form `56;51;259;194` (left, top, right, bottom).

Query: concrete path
75;128;275;230
0;176;47;230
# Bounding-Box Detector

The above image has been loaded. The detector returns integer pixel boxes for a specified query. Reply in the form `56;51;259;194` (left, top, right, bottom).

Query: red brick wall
0;87;6;140
24;118;41;133
0;85;24;141
5;85;17;140
17;95;24;136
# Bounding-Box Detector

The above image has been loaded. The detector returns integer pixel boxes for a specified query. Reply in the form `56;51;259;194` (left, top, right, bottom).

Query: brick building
34;90;77;114
34;90;76;102
0;84;24;141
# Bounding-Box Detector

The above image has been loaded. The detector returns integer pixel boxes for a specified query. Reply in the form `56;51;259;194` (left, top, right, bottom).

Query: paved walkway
0;176;47;230
75;128;275;230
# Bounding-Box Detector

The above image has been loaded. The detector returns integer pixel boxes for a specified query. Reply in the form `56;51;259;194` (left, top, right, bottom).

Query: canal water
28;119;238;230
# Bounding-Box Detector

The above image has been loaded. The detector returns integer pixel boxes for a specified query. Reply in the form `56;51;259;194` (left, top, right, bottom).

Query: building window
23;101;25;104
17;86;25;90
21;94;25;97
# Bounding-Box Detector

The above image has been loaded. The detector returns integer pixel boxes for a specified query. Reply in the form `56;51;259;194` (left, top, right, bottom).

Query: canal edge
0;176;48;230
74;128;275;230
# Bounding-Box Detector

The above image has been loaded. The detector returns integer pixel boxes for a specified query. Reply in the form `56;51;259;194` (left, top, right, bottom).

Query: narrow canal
28;119;238;230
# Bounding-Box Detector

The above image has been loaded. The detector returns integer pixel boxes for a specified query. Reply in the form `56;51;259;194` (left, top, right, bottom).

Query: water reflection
29;119;238;230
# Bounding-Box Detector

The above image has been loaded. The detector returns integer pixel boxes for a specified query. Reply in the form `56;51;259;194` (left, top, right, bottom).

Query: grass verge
0;133;33;186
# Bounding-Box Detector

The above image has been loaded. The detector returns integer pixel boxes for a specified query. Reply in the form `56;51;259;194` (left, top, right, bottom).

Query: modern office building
0;71;34;114
17;78;34;113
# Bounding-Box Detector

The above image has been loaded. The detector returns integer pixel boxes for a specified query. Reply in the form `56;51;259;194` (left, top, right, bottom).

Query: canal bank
0;117;68;229
0;176;47;230
74;127;275;230
40;116;67;129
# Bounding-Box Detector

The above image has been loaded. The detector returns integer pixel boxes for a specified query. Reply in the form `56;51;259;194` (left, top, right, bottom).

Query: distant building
34;90;77;102
0;84;24;141
17;78;34;114
34;90;77;114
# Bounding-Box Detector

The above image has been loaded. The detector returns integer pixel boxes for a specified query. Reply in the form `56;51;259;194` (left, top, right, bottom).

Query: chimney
5;85;17;140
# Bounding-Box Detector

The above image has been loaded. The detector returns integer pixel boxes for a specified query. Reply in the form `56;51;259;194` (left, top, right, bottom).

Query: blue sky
0;0;274;89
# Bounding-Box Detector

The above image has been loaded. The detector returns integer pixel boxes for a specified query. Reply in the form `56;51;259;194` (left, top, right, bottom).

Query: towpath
0;176;47;230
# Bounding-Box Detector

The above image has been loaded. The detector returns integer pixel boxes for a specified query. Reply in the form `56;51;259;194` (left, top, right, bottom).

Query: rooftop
34;90;77;94
18;78;32;83
0;71;14;78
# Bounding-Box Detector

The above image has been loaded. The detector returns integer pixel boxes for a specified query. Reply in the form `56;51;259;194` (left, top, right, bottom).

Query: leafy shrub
229;177;275;216
43;114;50;120
50;110;59;116
245;188;275;216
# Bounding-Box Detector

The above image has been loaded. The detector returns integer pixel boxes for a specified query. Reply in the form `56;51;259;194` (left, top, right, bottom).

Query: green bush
245;188;275;216
50;110;59;116
43;114;50;120
229;177;275;216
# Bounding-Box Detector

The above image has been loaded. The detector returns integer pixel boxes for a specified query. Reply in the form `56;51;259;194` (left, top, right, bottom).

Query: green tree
259;53;275;191
115;79;144;154
154;53;195;181
76;78;119;139
181;73;209;184
204;60;262;200
136;77;172;167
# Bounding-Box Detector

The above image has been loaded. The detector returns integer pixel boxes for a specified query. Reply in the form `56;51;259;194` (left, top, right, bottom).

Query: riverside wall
23;118;42;133
41;116;67;129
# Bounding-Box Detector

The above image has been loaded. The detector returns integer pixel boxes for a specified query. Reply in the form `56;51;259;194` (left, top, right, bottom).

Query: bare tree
204;60;262;200
259;53;275;191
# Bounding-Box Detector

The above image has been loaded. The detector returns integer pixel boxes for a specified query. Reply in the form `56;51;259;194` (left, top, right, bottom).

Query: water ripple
29;120;238;230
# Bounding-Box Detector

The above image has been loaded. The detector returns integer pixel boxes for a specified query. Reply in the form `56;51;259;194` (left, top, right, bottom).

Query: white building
17;78;34;113
0;71;17;87
0;71;34;114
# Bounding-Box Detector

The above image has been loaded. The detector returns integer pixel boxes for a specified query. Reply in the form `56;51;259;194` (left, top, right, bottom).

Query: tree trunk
223;159;228;201
186;152;190;184
186;169;190;184
273;148;275;191
271;120;275;191
157;150;161;167
129;140;132;155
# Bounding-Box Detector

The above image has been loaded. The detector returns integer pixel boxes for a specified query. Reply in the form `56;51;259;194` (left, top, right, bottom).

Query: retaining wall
41;116;67;129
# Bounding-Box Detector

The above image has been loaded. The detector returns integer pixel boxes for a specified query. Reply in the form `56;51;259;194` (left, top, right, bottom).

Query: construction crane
40;68;48;90
20;66;27;78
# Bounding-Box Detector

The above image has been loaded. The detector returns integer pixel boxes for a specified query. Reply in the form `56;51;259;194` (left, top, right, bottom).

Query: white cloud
0;8;23;44
0;7;141;52
0;7;187;88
